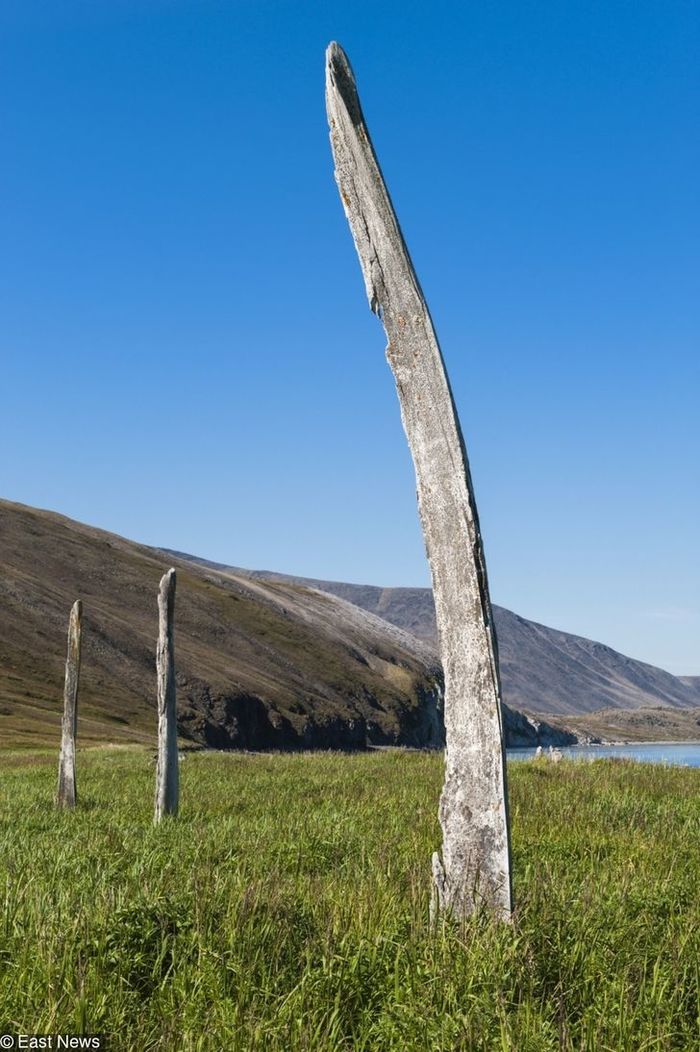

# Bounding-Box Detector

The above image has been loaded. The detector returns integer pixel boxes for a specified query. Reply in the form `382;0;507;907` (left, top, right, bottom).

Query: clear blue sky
1;1;698;673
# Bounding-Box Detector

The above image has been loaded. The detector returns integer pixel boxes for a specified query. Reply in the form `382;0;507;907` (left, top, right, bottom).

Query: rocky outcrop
177;676;446;751
176;666;575;751
503;706;579;748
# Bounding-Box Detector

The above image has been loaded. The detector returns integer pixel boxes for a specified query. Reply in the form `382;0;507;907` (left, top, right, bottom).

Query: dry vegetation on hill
0;500;442;749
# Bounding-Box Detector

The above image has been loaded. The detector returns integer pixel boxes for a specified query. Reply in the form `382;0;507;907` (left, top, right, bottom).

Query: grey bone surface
56;599;82;809
325;42;512;919
155;568;179;821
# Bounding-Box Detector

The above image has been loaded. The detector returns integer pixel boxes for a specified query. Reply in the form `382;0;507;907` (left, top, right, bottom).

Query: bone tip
326;41;352;80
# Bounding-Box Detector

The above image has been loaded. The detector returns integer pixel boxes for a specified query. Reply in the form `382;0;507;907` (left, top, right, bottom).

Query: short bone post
154;568;179;821
56;599;82;809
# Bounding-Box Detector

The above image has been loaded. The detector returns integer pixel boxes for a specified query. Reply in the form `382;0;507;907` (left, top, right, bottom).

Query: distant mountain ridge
167;554;700;717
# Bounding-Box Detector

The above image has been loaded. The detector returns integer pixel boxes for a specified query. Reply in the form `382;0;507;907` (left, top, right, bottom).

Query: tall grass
0;748;698;1050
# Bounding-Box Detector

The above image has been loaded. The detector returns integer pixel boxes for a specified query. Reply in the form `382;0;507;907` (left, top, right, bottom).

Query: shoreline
508;739;700;750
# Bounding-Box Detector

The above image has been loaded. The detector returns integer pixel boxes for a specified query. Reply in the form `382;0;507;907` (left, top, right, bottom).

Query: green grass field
0;749;698;1050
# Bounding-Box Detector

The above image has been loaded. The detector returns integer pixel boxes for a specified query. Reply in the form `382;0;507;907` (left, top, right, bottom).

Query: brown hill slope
169;558;700;717
0;500;446;749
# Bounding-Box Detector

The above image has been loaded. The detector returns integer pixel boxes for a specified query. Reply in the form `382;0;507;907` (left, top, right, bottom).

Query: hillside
543;705;700;744
0;501;440;749
0;499;573;750
173;561;699;718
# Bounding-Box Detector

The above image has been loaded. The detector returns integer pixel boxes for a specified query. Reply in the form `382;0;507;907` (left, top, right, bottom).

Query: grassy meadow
0;748;698;1050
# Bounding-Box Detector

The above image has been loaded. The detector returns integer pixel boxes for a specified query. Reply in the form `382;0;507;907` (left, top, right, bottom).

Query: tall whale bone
325;42;512;920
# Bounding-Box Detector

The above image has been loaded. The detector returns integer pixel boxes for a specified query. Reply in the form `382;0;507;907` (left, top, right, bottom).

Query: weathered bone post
325;42;512;920
155;568;179;821
56;599;82;809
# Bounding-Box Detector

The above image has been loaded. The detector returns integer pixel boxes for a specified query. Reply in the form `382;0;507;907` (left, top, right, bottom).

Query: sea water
507;742;700;768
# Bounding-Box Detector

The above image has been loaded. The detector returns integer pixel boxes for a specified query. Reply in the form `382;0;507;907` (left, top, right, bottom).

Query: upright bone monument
325;42;512;920
154;568;179;821
56;599;82;809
